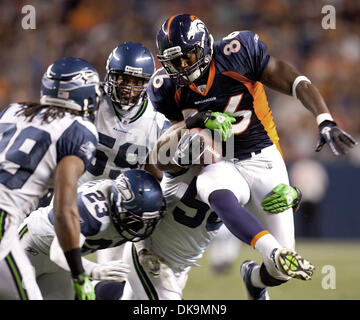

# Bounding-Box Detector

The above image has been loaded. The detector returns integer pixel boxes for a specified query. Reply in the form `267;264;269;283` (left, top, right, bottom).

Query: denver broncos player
0;57;100;300
148;14;356;299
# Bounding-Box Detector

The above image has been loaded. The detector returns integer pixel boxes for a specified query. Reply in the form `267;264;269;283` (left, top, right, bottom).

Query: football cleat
240;260;270;300
272;248;315;280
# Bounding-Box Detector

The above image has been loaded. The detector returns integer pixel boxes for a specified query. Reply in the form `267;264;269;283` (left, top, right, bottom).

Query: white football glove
89;260;130;282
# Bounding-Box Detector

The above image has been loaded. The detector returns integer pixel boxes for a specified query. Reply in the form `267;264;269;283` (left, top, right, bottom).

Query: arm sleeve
147;71;184;122
56;120;98;171
220;30;270;81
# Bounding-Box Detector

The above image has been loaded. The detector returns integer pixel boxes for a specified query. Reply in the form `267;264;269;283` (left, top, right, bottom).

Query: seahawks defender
77;42;170;264
19;169;164;300
78;41;169;185
0;57;100;300
40;43;169;204
147;14;356;299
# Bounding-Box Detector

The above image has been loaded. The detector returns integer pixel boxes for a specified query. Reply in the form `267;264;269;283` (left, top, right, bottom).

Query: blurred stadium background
1;0;359;299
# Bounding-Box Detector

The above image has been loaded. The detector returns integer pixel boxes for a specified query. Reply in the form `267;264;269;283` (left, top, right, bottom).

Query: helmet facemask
113;209;162;242
158;39;213;87
110;176;165;242
156;14;214;87
106;72;148;112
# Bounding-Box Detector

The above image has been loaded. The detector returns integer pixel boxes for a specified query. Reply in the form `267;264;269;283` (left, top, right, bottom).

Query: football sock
259;263;288;287
250;264;266;289
208;189;266;245
254;233;282;261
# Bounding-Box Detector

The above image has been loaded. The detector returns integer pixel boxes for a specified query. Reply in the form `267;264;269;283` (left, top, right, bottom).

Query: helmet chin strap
187;69;202;82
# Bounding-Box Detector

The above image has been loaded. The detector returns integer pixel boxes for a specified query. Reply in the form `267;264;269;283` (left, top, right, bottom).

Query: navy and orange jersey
148;30;282;158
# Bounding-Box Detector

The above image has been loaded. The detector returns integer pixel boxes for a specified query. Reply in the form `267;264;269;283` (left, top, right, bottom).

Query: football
173;128;223;167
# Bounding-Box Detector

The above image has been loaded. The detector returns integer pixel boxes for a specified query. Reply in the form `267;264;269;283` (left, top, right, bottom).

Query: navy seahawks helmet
105;42;155;111
156;14;214;86
110;169;165;241
40;57;101;117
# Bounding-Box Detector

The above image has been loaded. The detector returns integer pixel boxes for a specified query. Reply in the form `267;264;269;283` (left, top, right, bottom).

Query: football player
18;169;165;300
0;57;100;300
79;41;169;185
77;42;170;264
41;42;169;203
146;14;356;299
119;133;301;300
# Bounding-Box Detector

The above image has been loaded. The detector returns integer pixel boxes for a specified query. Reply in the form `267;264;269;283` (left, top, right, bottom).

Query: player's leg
121;242;189;300
197;160;283;256
19;223;73;299
0;237;42;300
237;145;314;297
208;224;242;275
196;159;313;299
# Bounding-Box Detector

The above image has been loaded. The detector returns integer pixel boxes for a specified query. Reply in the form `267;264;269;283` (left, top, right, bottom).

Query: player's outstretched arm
260;56;357;155
53;155;95;300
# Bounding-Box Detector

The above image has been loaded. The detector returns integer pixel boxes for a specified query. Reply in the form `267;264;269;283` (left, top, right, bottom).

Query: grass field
183;239;360;300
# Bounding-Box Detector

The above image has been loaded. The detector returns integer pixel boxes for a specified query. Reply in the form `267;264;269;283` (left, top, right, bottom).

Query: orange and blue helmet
156;14;214;86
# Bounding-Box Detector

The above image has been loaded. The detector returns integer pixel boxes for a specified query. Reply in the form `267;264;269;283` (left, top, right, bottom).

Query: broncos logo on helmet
156;14;214;86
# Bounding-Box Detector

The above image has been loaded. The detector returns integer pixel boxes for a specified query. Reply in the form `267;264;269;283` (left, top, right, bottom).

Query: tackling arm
150;120;188;174
53;155;95;299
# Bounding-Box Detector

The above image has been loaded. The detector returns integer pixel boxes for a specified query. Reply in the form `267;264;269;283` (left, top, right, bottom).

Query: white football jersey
142;166;223;268
0;103;98;222
78;96;169;184
22;179;127;255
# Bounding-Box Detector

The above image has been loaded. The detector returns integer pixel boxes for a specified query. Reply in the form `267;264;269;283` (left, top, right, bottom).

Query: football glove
185;111;235;142
315;120;357;156
72;272;96;300
262;184;302;214
89;260;130;282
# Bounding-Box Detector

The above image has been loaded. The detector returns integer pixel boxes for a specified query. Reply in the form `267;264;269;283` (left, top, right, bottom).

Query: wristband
292;76;311;99
64;248;85;277
316;113;334;126
185;111;212;129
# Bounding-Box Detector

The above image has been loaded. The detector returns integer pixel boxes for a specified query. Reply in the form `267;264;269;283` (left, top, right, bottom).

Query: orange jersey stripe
174;88;181;106
250;230;270;248
167;15;177;42
222;71;282;157
189;60;216;96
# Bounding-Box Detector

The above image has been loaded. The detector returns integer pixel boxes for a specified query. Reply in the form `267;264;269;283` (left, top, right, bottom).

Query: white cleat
272;248;315;280
240;260;270;300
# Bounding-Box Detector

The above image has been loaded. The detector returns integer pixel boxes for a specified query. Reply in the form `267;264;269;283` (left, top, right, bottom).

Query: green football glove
72;272;96;300
204;112;236;142
262;184;302;214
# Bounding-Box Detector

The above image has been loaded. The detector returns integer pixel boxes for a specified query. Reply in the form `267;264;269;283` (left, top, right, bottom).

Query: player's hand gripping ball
173;128;223;167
